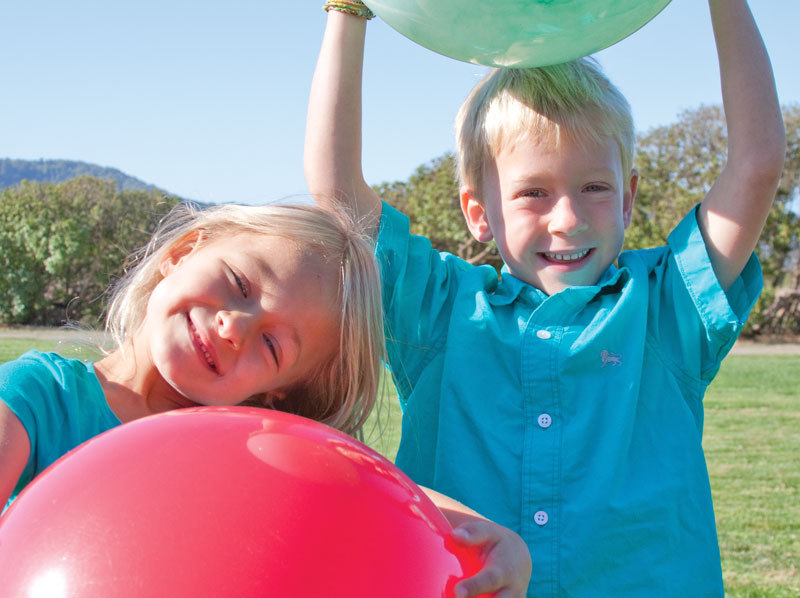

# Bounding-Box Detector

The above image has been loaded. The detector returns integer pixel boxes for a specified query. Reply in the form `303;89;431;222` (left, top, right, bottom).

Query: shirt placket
520;294;564;598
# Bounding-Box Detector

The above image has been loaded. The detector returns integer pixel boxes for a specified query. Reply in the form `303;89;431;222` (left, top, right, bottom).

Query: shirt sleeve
0;351;119;503
375;202;472;400
0;352;60;493
664;205;763;381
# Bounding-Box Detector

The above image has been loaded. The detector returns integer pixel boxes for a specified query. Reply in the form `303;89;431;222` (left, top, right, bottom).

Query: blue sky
2;0;798;205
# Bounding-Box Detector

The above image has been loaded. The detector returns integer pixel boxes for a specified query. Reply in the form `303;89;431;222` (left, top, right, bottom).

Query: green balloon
364;0;672;67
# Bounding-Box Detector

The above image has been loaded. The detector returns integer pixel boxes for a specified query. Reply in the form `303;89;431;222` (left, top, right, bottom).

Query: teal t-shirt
0;350;121;508
377;202;762;598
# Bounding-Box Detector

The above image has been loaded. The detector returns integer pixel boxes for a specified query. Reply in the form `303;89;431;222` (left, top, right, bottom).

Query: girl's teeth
190;320;217;370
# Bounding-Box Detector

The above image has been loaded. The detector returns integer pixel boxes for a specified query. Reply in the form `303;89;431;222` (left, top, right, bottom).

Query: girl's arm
422;487;532;598
0;402;31;508
304;8;383;232
697;0;785;290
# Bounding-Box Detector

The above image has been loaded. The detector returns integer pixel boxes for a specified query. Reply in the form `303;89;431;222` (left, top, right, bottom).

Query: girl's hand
451;519;531;598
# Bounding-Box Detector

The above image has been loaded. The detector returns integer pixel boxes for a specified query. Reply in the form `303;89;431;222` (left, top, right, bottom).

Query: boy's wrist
323;0;375;19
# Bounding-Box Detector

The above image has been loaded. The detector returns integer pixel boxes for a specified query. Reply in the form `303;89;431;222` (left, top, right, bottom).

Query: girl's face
141;231;341;406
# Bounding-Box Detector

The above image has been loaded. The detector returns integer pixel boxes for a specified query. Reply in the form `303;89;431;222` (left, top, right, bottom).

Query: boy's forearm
709;0;784;175
698;0;785;289
305;10;381;229
421;486;487;527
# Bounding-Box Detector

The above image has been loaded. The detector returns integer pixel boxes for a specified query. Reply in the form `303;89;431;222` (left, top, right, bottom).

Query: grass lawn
704;355;800;597
0;337;98;364
1;334;797;595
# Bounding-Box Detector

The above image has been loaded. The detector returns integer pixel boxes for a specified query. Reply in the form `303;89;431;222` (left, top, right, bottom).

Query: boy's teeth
544;249;589;262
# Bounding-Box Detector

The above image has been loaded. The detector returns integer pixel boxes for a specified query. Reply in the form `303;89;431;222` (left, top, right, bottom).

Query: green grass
0;335;101;364
705;355;800;597
361;374;403;461
1;336;797;595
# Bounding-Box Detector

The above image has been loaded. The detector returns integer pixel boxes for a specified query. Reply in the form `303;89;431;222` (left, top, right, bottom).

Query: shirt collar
492;263;629;307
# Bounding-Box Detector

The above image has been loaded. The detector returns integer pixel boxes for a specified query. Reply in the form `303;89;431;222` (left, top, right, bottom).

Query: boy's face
461;133;637;296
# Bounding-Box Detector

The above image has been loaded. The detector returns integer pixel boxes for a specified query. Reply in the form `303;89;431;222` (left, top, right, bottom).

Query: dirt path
728;339;800;355
2;326;799;354
0;326;109;344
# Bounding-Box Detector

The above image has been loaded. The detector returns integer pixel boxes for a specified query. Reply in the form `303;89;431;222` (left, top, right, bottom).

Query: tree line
1;104;798;335
374;104;800;337
0;177;179;327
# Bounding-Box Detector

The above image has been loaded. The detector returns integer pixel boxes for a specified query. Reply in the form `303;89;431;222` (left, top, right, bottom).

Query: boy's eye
584;183;611;193
518;188;547;199
263;335;278;364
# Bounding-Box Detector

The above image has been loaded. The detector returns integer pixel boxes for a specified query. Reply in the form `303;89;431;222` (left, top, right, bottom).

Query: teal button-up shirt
377;202;761;597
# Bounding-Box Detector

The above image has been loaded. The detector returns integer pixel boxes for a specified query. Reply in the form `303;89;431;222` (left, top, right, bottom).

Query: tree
626;105;728;251
0;177;179;326
375;154;502;269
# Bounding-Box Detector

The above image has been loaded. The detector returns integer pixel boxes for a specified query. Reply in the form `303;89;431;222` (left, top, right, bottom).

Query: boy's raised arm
305;9;382;231
698;0;786;290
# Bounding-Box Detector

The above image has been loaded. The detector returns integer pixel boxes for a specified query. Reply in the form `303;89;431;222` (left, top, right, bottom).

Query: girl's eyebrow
245;256;304;362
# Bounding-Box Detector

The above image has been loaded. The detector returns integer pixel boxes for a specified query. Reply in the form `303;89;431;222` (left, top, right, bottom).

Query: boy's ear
460;188;494;243
623;169;639;228
159;230;205;277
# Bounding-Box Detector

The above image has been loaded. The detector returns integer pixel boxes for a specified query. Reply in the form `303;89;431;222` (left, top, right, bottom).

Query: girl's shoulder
1;351;92;389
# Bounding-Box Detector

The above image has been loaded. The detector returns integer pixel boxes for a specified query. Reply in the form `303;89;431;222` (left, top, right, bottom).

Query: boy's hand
451;520;532;598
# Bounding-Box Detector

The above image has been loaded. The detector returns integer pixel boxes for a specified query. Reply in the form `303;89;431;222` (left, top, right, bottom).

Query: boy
305;1;785;596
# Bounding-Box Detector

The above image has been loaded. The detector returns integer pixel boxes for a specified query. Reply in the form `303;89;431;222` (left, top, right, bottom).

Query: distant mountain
0;158;177;198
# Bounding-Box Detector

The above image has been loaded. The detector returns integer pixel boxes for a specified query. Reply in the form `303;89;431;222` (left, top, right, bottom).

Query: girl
0;201;385;508
0;200;530;597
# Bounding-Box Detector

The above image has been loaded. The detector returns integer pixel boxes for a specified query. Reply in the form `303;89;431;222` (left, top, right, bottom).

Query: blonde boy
305;1;785;595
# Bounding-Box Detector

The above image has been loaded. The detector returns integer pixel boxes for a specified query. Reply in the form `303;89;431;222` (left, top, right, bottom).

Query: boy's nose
547;195;588;236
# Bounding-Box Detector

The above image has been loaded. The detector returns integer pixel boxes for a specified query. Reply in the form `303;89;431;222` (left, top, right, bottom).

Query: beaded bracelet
323;0;376;19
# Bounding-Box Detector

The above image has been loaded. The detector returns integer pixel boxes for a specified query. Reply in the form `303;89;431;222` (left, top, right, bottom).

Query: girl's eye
232;271;248;298
263;335;278;364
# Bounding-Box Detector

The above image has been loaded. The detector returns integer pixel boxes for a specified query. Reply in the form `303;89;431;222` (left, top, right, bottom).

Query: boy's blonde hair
105;201;384;435
455;57;635;195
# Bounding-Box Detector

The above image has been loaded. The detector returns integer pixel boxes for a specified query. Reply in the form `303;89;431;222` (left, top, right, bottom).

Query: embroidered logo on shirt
600;350;622;367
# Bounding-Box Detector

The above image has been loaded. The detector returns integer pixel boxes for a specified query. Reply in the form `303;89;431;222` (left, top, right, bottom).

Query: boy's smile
462;133;637;295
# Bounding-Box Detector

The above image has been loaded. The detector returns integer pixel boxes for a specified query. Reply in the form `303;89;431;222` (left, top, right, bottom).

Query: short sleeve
665;206;763;378
375;203;473;398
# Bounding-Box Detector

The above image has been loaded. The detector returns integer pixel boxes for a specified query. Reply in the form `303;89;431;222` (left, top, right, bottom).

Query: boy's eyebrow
510;167;618;183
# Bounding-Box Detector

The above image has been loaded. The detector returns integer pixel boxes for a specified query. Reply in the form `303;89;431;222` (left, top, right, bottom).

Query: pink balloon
0;407;484;597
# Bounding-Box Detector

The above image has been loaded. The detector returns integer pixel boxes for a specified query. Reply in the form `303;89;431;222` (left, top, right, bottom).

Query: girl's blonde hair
105;201;384;435
455;57;635;195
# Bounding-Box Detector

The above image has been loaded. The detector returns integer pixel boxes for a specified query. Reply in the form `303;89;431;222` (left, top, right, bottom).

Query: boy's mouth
541;248;591;264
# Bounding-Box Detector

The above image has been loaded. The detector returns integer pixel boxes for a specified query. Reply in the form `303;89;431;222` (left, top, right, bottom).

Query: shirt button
536;330;551;340
534;511;549;526
538;414;552;428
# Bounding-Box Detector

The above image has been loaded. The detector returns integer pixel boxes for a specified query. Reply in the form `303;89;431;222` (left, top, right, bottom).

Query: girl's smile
137;231;342;408
187;316;219;374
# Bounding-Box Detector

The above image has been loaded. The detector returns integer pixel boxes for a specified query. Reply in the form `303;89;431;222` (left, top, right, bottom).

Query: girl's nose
547;195;588;236
216;310;249;350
